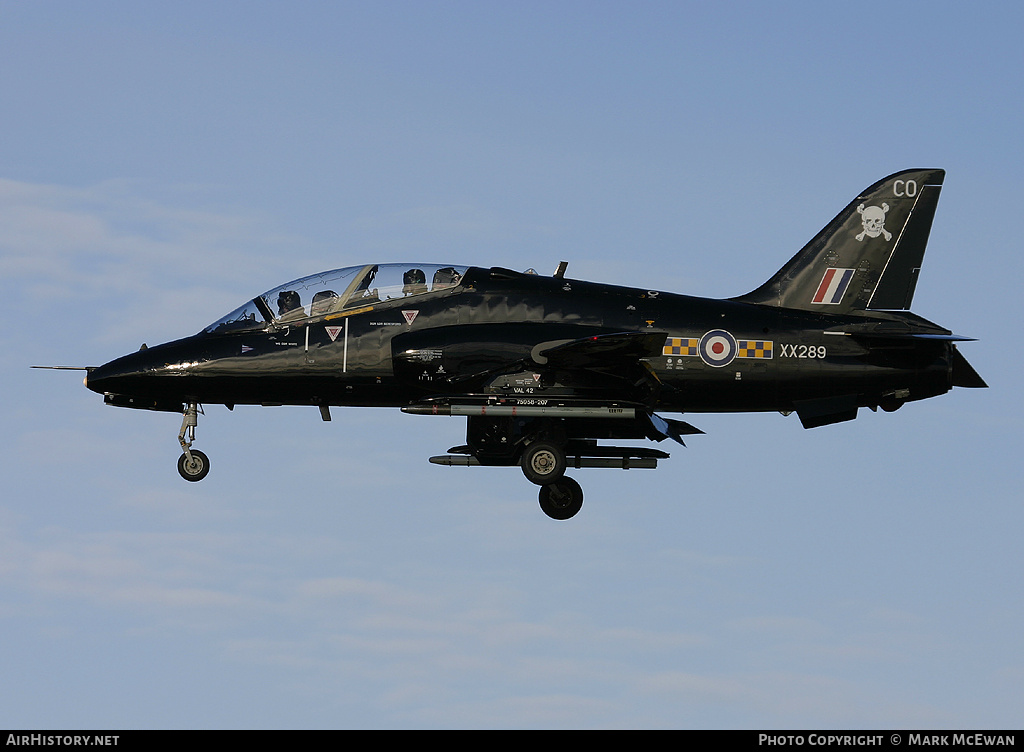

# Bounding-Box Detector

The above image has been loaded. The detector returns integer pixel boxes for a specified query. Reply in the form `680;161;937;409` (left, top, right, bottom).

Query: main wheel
538;477;584;520
177;449;210;482
521;441;566;486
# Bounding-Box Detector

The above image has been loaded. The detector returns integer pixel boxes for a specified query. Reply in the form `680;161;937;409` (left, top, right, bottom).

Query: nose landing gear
176;403;210;482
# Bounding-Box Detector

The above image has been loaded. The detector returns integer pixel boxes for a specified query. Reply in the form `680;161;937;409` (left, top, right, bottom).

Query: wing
442;330;670;390
531;330;669;367
405;330;702;444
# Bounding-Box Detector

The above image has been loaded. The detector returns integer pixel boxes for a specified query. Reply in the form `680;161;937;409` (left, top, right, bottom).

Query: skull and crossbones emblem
856;203;891;242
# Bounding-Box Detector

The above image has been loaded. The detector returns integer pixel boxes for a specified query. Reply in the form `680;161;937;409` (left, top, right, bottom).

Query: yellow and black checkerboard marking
664;337;774;359
663;337;699;356
737;340;773;359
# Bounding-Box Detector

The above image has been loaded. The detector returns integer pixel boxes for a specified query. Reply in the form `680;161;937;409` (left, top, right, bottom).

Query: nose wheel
177;448;210;482
176;402;211;482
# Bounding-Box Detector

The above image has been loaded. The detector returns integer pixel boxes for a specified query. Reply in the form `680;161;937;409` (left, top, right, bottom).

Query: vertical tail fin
734;169;945;313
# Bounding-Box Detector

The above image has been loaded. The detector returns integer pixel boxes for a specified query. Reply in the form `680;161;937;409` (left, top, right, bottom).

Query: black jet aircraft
48;169;986;519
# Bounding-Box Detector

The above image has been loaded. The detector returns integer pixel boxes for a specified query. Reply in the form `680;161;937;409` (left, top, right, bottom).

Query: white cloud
0;177;301;344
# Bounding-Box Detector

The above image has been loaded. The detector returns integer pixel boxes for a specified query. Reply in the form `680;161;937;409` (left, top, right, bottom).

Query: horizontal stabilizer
825;328;976;342
908;333;977;341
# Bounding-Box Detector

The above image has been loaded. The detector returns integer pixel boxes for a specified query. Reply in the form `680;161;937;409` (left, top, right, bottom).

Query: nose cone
86;336;205;403
86;348;152;396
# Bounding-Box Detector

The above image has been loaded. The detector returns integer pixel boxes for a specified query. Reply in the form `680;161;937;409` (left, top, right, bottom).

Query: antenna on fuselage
553;261;568;278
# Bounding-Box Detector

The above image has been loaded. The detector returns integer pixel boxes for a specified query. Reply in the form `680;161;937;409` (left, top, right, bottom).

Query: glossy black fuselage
87;266;954;415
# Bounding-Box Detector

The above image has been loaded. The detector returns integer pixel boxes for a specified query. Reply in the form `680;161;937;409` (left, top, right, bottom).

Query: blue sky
1;1;1021;729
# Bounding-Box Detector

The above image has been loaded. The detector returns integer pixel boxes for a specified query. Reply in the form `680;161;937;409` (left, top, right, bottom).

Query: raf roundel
698;329;737;367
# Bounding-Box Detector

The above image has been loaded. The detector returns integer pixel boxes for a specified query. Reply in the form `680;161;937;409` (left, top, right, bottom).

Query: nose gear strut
176;402;210;481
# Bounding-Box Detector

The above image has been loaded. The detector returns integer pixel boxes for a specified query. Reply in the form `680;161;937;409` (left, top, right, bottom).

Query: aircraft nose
85;340;198;412
85;353;146;395
85;340;184;396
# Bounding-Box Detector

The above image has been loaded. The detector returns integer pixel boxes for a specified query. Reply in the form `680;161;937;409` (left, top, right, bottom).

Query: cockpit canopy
204;263;468;334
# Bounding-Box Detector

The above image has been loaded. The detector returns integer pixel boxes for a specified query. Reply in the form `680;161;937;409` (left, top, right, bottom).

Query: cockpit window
204;263;467;333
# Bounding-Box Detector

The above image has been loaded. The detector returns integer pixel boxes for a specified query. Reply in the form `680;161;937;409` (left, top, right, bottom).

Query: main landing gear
521;441;584;520
176;402;210;482
430;426;667;519
538;477;584;520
